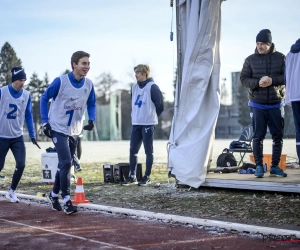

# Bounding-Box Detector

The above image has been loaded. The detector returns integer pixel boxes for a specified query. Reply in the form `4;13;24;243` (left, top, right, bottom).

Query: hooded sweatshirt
285;39;300;104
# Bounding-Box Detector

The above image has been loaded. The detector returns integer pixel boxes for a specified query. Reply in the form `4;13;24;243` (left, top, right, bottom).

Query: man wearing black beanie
240;29;287;178
0;67;40;202
256;29;272;46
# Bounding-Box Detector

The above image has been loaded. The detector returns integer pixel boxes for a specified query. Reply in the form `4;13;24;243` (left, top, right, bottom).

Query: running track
0;195;299;249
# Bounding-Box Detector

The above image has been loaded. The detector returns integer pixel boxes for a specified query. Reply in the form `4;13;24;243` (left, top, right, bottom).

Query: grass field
1;139;300;231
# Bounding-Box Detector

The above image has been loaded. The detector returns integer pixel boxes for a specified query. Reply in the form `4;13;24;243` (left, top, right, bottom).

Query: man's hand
43;123;52;138
31;138;41;149
259;76;272;88
83;120;94;131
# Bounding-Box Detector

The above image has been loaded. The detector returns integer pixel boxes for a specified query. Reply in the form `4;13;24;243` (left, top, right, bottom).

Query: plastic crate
249;154;286;171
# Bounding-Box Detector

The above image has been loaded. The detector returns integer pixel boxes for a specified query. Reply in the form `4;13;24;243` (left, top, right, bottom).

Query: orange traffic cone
71;177;89;204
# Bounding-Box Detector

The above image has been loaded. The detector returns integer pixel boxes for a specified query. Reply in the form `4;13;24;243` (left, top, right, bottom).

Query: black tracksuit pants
0;136;26;191
291;101;300;163
252;106;284;167
129;125;155;177
51;131;77;198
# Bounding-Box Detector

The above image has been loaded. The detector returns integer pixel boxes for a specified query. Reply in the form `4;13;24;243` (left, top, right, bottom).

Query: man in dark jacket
240;29;287;178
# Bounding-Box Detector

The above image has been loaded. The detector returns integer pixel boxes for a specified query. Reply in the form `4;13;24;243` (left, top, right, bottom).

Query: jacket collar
255;43;276;55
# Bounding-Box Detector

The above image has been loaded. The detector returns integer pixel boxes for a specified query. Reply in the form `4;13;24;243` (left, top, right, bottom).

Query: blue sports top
40;72;96;124
132;77;164;117
0;84;35;139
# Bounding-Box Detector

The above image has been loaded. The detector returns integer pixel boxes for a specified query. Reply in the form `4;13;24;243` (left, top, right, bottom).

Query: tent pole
170;0;182;141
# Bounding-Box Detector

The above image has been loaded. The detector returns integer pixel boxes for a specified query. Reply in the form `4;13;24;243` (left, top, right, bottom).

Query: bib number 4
134;95;142;108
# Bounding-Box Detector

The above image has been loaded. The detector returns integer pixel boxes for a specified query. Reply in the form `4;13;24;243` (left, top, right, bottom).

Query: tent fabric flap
168;0;222;188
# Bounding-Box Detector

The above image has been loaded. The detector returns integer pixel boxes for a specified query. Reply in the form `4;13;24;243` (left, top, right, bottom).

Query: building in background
215;71;296;139
215;72;244;138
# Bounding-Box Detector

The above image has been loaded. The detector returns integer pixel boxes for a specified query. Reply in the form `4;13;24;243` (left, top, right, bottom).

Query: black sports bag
216;148;237;168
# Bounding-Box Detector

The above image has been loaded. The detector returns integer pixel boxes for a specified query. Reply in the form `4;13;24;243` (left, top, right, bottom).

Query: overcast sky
1;0;299;102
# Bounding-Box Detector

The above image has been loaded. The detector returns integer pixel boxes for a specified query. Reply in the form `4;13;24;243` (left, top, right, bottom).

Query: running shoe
254;165;264;178
269;166;287;177
138;176;151;186
121;177;138;186
63;200;78;214
47;192;62;211
5;190;20;203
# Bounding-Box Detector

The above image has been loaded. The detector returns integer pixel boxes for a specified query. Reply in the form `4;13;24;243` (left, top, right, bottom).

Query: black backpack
216;148;237;167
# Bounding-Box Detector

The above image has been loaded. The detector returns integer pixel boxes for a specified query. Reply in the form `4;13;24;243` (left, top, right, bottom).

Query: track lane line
0;218;134;250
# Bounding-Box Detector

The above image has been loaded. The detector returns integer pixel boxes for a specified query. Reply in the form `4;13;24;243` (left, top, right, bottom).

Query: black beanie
11;67;27;82
256;29;272;46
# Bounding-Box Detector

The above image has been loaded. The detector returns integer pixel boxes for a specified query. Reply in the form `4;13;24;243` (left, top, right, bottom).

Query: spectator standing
240;29;287;178
285;39;300;166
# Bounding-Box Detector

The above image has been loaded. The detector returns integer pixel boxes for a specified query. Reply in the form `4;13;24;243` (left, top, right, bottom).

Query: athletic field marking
133;235;237;248
1;194;300;239
0;218;134;250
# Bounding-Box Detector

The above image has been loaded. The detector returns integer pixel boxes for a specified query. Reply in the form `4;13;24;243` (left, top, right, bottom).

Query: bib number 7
66;110;74;126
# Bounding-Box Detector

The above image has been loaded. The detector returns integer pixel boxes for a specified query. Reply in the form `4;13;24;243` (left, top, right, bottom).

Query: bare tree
94;72;118;104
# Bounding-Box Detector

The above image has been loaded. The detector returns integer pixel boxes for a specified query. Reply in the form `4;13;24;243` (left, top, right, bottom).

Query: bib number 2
7;104;17;119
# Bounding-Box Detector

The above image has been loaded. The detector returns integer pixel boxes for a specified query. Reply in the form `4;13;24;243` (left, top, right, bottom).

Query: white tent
168;0;223;188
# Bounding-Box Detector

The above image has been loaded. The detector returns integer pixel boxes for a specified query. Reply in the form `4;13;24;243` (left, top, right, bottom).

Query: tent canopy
168;0;223;188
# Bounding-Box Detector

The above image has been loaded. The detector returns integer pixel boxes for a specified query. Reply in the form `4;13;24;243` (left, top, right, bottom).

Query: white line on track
1;192;300;238
0;218;134;250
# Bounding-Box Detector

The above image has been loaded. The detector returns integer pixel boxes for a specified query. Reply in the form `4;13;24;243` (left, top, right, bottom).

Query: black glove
43;123;52;138
31;138;41;149
83;120;94;131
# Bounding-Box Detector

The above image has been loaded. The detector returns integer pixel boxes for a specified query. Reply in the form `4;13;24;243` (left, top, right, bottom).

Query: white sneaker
6;191;20;203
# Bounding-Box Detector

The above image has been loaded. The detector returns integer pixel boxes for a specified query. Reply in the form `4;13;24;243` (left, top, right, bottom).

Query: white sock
63;195;70;204
51;191;58;197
